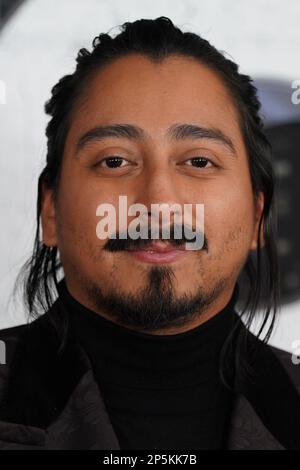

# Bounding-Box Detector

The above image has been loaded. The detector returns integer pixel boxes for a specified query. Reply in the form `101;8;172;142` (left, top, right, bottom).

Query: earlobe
40;182;57;247
250;192;265;251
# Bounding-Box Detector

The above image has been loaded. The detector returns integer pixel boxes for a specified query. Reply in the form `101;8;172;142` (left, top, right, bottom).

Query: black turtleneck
58;280;240;450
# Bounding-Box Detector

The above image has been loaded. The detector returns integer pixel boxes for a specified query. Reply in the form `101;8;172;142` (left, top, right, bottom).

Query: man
0;17;299;450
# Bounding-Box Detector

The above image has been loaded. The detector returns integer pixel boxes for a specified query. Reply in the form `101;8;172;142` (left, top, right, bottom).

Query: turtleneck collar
57;279;240;389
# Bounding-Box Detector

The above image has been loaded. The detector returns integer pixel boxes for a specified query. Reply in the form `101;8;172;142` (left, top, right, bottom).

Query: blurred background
0;0;299;352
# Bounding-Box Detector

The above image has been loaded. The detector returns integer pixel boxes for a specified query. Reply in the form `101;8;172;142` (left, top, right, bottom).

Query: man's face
41;54;263;333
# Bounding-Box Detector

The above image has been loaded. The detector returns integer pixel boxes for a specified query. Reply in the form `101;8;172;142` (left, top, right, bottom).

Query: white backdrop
0;0;299;352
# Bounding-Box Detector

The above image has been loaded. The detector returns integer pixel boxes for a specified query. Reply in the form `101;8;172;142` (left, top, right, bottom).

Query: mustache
103;224;208;252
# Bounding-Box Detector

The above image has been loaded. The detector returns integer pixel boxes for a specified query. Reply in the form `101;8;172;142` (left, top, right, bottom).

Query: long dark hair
16;17;279;383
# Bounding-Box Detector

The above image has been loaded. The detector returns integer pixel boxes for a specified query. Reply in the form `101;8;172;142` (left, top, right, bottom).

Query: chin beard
84;266;229;332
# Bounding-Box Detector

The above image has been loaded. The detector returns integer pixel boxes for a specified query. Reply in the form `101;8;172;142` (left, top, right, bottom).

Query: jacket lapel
45;369;120;450
227;393;284;449
0;301;298;450
0;368;120;450
0;363;284;450
0;300;121;449
229;338;300;450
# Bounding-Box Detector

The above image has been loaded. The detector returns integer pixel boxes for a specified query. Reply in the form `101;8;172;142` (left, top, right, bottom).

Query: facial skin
41;54;264;334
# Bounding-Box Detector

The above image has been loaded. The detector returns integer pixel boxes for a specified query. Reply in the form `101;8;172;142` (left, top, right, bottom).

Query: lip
126;242;189;264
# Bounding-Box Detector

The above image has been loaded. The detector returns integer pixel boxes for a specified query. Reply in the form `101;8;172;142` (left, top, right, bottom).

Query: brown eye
97;156;128;168
185;157;214;168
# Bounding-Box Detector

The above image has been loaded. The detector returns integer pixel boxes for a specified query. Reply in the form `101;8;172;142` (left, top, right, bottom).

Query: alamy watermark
95;196;205;250
291;80;300;105
291;340;300;365
0;80;6;105
0;340;6;365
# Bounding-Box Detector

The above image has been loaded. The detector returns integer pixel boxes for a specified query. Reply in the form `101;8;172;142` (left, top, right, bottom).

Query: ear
40;181;57;247
250;191;265;251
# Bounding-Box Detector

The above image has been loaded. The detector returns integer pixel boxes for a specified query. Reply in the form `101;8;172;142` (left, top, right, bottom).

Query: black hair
16;16;279;386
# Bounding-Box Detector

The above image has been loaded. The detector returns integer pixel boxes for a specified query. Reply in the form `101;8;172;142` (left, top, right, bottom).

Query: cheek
55;169;110;257
203;181;255;256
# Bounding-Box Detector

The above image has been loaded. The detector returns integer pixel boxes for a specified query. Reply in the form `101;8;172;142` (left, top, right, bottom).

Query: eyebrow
75;122;237;157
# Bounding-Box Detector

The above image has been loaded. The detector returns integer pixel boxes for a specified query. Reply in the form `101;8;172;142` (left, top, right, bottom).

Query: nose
134;166;183;225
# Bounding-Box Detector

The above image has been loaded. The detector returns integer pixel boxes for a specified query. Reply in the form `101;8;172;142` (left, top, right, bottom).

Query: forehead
67;54;243;147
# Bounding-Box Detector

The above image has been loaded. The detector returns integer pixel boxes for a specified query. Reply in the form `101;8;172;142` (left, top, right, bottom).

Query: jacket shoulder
0;323;29;404
269;344;300;391
0;305;64;368
0;323;28;340
0;323;29;366
243;327;300;393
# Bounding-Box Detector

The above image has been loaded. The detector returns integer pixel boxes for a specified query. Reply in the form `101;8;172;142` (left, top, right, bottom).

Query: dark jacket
0;297;299;450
